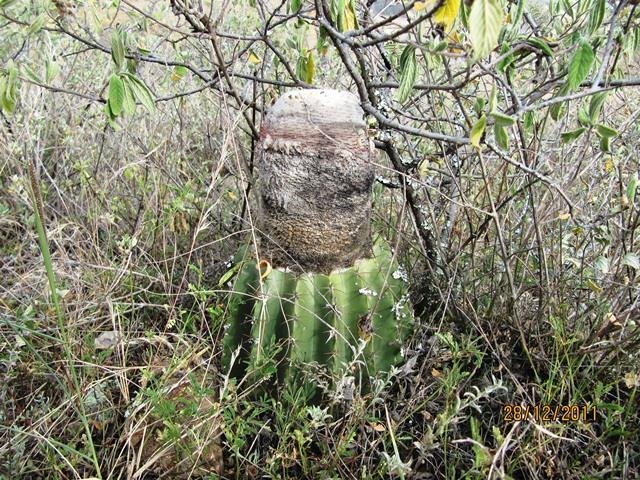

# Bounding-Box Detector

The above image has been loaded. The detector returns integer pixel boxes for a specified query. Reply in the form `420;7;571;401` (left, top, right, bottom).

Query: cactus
221;89;415;393
222;244;413;389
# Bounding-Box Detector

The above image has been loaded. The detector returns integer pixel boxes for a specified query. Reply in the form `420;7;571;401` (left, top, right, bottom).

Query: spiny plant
222;243;413;391
220;89;415;393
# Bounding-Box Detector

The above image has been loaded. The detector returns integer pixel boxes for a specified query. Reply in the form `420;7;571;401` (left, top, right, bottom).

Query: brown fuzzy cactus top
257;89;375;273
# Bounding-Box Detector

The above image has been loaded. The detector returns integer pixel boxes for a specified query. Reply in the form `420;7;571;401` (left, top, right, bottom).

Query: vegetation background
1;0;639;478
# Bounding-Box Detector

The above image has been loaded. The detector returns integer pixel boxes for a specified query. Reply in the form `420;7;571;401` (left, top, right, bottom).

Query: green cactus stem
221;244;413;391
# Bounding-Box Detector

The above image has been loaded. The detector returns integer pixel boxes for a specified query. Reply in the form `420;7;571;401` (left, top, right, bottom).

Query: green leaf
473;97;486;116
470;115;486;148
596;124;618;139
621;253;640;270
588;0;605;35
289;0;302;12
512;0;525;26
122;73;155;112
22;64;42;83
108;74;125;116
578;107;591;127
561;127;586;143
434;40;449;52
523;111;534;130
28;13;46;35
469;0;503;58
218;263;241;287
526;38;553;57
550;82;570;120
111;28;126;70
627;173;638;203
599;136;610;152
0;76;6;112
594;255;609;274
45;59;59;83
589;92;608;123
494;123;509;149
171;65;188;81
397;45;417;103
121;78;136;116
490;111;516;127
2;63;18;113
488;84;497;113
568;39;595;89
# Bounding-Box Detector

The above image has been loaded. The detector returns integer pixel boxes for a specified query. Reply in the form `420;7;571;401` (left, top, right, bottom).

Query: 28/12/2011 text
503;404;599;423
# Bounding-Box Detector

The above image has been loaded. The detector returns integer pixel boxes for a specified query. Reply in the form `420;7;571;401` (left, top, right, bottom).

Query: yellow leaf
558;212;571;220
306;51;314;84
344;5;356;31
623;371;639;388
587;279;603;293
432;368;443;377
369;422;386;432
418;160;429;178
414;1;427;10
434;0;461;32
470;115;486;148
248;52;261;65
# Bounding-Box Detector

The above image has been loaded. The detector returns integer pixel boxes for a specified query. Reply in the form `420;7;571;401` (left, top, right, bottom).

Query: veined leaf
490;111;516;127
111;28;126;70
121;78;136;116
248;52;261;65
568;39;595;89
28;13;46;35
45;59;59;83
397;45;417;103
434;0;461;33
22;64;42;83
2;62;18;113
470;115;487;148
526;38;553;57
494;123;509;149
550;82;570;120
469;0;503;58
627;173;638;203
596;124;618;139
588;0;605;35
108;74;125;116
589;92;608;123
122;73;155;113
561;127;586;143
578;107;591;126
523;111;534;130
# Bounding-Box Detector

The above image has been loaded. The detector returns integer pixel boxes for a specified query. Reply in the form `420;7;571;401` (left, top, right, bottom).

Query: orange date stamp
502;404;599;423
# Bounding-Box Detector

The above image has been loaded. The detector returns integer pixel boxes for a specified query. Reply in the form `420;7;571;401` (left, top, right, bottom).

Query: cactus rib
221;245;413;392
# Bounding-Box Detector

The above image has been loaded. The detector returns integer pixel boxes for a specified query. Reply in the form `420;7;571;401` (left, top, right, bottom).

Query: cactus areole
223;89;413;392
